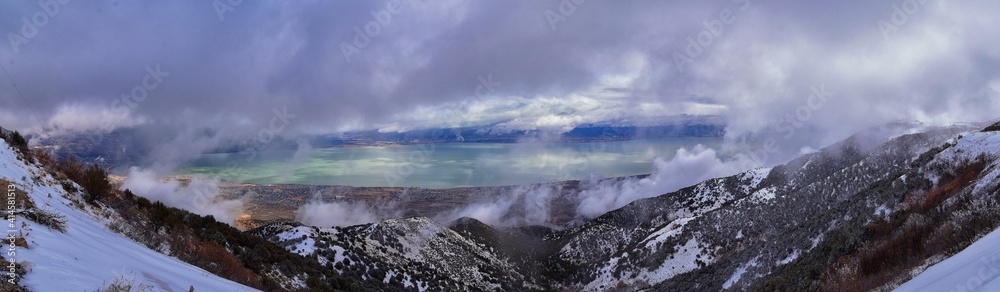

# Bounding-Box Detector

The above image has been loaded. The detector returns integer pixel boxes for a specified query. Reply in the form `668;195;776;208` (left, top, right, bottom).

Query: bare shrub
97;275;153;292
24;206;67;233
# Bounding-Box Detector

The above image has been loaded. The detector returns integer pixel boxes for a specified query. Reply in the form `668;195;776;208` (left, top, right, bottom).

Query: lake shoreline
177;137;721;188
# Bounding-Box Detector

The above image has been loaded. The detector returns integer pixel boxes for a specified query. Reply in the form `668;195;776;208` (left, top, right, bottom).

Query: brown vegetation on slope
820;161;999;291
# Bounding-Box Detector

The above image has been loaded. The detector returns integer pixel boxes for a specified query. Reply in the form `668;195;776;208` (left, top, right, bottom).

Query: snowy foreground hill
255;122;1000;291
0;140;256;290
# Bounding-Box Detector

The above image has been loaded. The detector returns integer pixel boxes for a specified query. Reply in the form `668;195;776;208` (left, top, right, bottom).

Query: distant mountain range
310;123;725;147
33;117;726;170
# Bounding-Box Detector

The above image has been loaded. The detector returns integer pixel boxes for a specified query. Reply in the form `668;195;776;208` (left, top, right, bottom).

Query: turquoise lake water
178;137;722;188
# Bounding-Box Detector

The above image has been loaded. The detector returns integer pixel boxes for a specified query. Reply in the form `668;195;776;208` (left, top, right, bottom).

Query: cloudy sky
1;0;999;145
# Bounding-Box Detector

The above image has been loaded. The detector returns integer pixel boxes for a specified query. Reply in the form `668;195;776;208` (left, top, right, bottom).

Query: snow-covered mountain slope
535;125;973;290
252;216;544;291
893;129;1000;292
257;122;1000;291
0;141;257;291
896;226;1000;291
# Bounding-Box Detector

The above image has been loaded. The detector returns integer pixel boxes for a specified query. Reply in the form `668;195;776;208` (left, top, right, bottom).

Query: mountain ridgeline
5;121;1000;291
255;122;1000;291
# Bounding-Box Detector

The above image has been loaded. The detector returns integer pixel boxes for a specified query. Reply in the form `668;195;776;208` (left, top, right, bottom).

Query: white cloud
576;145;757;218
122;167;244;225
296;201;381;228
46;102;146;136
435;184;557;227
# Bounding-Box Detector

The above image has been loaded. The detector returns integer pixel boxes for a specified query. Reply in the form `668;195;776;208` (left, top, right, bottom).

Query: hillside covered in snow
0;130;363;291
256;122;1000;291
0;138;255;291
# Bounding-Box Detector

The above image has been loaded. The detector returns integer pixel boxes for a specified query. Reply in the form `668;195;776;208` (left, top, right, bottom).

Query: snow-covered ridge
244;123;1000;291
261;216;527;291
895;129;1000;290
924;131;1000;192
0;141;256;291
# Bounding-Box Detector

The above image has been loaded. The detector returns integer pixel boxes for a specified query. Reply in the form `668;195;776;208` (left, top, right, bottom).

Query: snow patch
0;141;257;291
723;256;759;290
874;204;891;219
776;249;800;265
897;226;1000;291
642;217;695;250
587;236;714;291
742;167;772;190
750;187;777;203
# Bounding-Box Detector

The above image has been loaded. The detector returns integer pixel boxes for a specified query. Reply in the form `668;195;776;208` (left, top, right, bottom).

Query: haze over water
179;137;722;188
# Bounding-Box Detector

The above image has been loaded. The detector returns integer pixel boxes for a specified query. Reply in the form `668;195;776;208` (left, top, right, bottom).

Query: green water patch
178;137;723;188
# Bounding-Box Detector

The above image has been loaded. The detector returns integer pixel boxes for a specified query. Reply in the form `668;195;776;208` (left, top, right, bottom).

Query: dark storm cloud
0;0;996;152
0;1;709;133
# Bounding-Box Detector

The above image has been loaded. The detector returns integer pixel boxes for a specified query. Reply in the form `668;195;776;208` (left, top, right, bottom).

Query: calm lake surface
178;137;722;188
